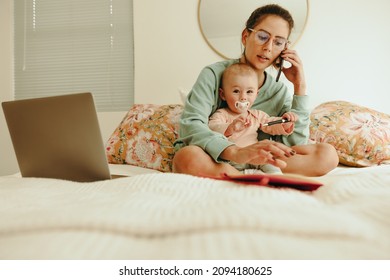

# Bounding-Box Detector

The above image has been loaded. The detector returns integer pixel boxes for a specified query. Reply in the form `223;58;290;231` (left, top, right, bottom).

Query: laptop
2;92;115;182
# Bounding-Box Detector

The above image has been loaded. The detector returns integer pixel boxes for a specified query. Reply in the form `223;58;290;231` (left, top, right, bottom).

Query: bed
1;101;389;260
0;163;390;260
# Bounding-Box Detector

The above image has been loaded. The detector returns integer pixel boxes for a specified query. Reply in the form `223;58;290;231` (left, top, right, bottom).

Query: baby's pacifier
235;101;250;111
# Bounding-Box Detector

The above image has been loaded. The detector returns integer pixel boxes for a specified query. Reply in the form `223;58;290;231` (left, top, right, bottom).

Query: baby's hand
225;115;250;136
281;112;298;132
282;112;298;123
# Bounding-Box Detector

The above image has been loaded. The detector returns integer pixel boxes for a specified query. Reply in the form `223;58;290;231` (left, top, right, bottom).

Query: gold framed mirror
198;0;310;59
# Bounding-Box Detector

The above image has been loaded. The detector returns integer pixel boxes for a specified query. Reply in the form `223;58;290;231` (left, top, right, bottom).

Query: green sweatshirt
174;59;310;162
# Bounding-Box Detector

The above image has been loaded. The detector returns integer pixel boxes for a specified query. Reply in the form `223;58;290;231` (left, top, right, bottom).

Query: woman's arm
221;139;295;168
279;49;310;145
175;63;235;162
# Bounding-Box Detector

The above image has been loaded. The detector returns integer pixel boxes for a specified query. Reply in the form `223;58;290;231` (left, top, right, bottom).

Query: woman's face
242;15;290;72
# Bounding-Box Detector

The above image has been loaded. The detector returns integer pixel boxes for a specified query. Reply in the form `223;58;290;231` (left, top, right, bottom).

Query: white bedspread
0;165;389;259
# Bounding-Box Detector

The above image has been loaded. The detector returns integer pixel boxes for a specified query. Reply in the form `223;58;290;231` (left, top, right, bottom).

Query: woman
173;4;338;177
208;62;298;175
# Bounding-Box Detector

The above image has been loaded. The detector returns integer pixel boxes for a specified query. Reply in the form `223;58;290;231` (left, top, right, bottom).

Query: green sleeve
281;94;310;146
174;60;237;162
252;73;310;146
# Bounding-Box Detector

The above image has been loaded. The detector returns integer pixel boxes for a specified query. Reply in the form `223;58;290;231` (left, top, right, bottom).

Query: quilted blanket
0;165;389;259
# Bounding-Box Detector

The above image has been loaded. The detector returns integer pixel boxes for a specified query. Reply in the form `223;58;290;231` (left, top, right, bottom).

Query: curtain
14;0;134;112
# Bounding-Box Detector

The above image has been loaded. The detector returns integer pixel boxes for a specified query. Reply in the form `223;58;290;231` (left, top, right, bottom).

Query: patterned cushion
106;104;183;172
310;101;390;167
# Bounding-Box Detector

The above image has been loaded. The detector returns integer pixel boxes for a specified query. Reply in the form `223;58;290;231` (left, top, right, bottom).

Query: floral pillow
310;101;390;167
105;104;183;172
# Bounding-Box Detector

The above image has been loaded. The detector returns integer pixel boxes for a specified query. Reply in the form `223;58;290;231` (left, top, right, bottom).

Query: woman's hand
281;49;306;96
221;139;296;169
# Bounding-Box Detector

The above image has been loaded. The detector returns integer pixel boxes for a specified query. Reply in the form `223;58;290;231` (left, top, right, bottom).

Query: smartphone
276;56;284;82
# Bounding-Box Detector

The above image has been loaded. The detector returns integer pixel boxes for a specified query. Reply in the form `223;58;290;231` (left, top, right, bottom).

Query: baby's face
221;73;258;114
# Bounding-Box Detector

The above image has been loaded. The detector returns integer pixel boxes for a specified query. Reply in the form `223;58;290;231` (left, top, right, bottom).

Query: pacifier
235;101;250;111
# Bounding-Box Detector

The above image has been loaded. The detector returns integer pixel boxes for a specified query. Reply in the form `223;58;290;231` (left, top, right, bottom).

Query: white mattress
0;164;389;259
109;163;161;176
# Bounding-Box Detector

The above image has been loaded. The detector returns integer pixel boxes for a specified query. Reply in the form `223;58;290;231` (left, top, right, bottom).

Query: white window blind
14;0;134;112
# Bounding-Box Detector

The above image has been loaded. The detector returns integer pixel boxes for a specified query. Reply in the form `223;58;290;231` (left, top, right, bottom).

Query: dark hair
245;4;294;36
245;4;294;68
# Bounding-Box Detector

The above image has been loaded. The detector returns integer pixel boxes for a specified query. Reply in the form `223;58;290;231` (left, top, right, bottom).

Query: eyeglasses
248;28;289;51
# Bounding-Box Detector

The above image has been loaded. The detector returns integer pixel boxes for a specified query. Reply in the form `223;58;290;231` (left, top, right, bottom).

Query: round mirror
198;0;309;59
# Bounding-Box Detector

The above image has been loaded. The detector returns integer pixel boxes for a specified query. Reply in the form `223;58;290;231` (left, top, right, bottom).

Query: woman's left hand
281;49;306;96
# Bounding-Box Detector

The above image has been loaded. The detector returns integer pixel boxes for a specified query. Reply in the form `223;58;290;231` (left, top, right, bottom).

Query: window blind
14;0;134;112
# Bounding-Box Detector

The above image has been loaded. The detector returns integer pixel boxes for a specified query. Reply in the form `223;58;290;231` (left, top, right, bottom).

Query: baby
208;63;298;174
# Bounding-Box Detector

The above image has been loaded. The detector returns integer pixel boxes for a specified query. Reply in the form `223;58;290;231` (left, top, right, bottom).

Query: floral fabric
106;104;183;172
310;101;390;167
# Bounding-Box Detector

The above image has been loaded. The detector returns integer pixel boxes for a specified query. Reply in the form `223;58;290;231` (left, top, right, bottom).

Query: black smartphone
276;56;284;82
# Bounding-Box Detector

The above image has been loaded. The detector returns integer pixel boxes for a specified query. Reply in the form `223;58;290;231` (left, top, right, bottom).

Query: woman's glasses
248;28;289;51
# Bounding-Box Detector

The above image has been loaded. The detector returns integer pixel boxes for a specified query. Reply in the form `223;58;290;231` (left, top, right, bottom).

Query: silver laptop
2;92;114;182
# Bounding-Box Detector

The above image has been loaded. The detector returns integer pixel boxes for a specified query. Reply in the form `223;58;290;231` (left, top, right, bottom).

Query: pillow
105;104;183;172
310;101;390;167
178;87;189;104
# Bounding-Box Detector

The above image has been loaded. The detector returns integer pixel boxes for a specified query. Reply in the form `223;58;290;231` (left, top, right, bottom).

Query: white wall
1;0;390;175
132;0;220;104
133;0;390;113
300;0;390;112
